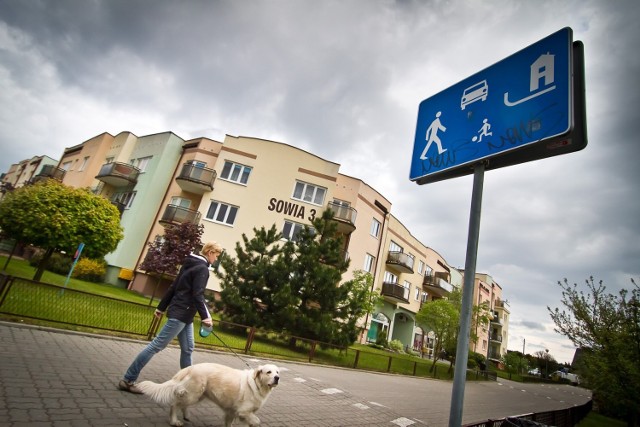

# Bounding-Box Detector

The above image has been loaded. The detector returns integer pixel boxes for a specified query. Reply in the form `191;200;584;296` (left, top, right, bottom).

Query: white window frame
220;160;252;185
170;197;191;208
383;271;398;284
205;200;238;226
79;156;90;172
389;241;403;253
132;156;152;172
292;181;326;206
282;220;307;242
418;260;425;275
114;191;136;209
363;253;375;273
370;218;381;238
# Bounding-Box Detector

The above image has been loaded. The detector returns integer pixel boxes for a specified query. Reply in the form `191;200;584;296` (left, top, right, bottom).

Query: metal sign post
449;162;484;427
408;27;586;427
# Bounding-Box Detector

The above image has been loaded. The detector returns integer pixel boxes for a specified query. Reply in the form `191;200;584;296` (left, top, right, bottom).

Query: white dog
137;363;280;427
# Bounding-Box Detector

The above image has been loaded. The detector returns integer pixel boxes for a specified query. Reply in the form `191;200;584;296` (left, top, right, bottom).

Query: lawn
0;254;477;381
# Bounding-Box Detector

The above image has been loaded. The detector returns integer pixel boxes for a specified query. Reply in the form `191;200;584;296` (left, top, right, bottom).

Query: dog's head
254;364;280;390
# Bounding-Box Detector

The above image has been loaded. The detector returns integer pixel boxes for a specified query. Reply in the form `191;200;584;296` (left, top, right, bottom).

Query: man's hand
202;317;213;327
154;309;164;319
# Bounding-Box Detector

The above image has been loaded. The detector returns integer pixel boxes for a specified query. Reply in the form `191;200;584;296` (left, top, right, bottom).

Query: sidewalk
0;322;427;426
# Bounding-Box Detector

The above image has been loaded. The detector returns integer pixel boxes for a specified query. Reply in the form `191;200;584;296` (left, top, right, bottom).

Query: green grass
0;254;489;380
1;255;159;305
577;412;626;427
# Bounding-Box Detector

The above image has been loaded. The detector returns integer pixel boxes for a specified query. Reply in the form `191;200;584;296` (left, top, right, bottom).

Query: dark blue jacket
157;254;211;324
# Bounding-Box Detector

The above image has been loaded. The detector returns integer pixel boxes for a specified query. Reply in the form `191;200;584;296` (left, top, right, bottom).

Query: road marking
352;403;369;410
391;417;416;426
293;377;306;383
369;401;386;407
321;388;343;395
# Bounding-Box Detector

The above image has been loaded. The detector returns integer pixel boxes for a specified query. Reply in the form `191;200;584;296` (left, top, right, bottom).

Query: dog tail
137;379;184;406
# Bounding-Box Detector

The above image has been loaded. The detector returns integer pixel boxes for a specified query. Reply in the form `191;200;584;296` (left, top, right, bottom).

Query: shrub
388;339;404;353
375;330;388;348
29;250;73;275
71;258;106;282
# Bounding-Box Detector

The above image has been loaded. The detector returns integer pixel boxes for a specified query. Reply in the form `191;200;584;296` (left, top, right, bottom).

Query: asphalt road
0;322;591;426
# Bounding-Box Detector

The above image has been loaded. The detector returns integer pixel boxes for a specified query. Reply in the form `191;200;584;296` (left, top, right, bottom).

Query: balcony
175;163;216;194
423;272;454;298
381;281;410;304
95;162;140;187
31;164;66;183
489;334;503;343
385;251;414;274
490;311;503;326
159;204;201;226
327;201;357;234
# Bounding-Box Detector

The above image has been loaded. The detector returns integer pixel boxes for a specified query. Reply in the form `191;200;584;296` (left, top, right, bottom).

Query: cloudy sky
1;0;638;364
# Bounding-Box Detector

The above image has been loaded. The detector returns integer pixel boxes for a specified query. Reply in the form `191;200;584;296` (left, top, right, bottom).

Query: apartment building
1;132;508;353
0;155;59;199
470;273;510;364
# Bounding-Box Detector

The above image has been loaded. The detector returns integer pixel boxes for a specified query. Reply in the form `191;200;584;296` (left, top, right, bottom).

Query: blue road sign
410;28;574;184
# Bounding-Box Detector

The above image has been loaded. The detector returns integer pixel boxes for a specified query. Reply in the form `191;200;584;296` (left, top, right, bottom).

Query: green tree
139;222;204;304
416;297;459;372
548;277;640;425
216;209;379;348
0;180;123;281
502;350;526;376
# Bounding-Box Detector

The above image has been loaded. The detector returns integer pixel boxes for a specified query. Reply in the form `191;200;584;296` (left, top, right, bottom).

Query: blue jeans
123;318;194;382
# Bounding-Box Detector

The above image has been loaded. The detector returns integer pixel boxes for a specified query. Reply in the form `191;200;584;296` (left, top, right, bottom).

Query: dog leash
201;324;252;369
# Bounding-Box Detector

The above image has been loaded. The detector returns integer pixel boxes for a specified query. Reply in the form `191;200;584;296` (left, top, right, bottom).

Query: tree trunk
33;247;54;282
2;240;18;271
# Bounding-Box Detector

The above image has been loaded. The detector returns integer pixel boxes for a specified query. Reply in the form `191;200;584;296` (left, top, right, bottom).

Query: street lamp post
545;349;549;378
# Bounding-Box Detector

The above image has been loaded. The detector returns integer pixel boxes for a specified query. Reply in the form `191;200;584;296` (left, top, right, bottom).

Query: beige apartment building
1;131;509;357
0;155;60;199
470;273;510;363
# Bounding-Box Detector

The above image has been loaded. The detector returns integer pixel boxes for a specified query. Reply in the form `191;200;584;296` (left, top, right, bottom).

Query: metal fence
463;399;593;427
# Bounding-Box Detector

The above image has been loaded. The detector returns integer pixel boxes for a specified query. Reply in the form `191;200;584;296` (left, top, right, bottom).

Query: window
292;181;326;205
421;291;428;303
170;197;191;208
425;265;433;277
363;253;375;273
418;260;425;275
105;157;114;164
282;220;308;242
79;156;90;172
220;161;252;185
114;191;136;209
389;241;402;252
205;201;238;226
383;271;398;284
132;156;152;172
61;161;72;171
414;287;420;301
187;160;206;168
370;218;381;238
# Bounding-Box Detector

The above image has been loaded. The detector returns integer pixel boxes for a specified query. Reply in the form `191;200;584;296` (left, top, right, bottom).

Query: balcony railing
423;273;454;297
159;204;201;226
489;334;503;342
95;162;140;187
327;201;357;234
175;163;216;194
385;251;414;274
31;164;66;183
381;281;410;304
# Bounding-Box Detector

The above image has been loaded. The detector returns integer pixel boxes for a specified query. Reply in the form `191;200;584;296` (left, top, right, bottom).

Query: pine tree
216;209;379;348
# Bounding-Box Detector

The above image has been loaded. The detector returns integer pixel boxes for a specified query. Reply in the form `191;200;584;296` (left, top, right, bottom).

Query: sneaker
118;379;143;394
